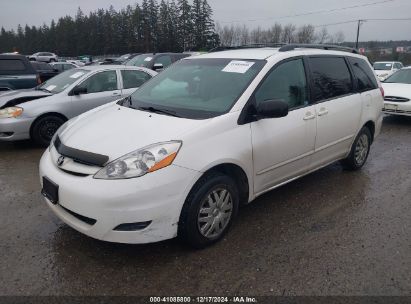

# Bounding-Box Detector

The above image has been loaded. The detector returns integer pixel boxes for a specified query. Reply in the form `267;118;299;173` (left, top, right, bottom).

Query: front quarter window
127;58;265;119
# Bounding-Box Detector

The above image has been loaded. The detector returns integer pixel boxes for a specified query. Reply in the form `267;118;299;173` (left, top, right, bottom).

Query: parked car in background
28;52;59;63
50;62;79;73
30;61;59;83
373;61;403;81
39;45;383;248
0;65;156;145
126;53;190;71
382;67;411;117
104;53;141;65
66;60;85;67
0;54;40;91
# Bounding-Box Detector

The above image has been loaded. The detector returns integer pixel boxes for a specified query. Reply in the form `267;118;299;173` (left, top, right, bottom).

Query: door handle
318;108;329;116
112;92;121;96
303;111;316;121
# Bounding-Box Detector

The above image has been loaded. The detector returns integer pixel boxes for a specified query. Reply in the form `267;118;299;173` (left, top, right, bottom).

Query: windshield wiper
138;106;180;117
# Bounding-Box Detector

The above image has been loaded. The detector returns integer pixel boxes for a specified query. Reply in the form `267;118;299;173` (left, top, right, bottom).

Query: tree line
0;0;219;56
215;23;345;46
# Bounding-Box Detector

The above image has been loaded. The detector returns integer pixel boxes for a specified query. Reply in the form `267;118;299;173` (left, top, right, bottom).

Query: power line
314;17;411;28
219;0;396;24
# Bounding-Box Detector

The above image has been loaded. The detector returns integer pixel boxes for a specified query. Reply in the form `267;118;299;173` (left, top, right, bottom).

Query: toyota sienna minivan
40;44;384;248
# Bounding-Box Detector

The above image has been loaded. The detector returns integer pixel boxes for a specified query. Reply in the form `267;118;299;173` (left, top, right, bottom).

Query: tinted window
121;70;152;89
78;70;118;93
255;58;308;109
0;59;25;71
348;57;378;92
309;57;353;101
154;55;173;68
63;64;75;71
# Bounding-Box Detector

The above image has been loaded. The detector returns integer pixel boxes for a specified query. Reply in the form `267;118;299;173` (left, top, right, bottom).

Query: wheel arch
198;163;251;205
29;112;68;138
363;120;375;143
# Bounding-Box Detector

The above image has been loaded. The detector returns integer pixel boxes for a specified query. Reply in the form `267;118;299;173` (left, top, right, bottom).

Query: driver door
251;58;317;195
70;70;122;116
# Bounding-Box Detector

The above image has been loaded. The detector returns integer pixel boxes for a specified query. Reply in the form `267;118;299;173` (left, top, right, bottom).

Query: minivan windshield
125;58;265;119
37;69;90;93
373;62;392;70
384;69;411;84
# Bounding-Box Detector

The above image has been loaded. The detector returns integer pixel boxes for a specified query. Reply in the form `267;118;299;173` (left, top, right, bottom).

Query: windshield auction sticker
222;60;255;74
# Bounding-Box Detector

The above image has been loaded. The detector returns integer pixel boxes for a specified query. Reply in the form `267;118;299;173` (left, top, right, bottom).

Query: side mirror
256;99;289;119
153;63;164;71
71;86;87;96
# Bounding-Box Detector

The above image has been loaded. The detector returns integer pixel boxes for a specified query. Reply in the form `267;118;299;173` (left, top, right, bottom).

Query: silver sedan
0;65;157;146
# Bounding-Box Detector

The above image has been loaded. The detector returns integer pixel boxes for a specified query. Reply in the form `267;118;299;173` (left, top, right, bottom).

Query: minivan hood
0;88;51;108
382;82;411;99
59;104;208;161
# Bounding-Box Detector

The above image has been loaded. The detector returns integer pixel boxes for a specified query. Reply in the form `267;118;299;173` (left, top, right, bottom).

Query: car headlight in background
0;107;23;118
94;141;182;180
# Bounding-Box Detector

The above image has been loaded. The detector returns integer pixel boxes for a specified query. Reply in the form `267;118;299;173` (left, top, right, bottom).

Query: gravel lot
0;115;410;296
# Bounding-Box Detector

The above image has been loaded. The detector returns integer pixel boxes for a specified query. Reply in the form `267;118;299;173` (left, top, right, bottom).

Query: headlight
0;107;23;118
94;141;182;180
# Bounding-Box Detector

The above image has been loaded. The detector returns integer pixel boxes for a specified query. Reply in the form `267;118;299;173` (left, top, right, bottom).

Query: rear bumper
0;117;33;141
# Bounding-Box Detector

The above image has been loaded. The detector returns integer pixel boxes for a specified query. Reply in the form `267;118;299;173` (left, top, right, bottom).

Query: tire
341;126;372;171
31;115;65;147
178;172;239;249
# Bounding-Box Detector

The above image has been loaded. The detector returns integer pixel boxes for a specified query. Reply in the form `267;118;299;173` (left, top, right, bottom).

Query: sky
0;0;410;42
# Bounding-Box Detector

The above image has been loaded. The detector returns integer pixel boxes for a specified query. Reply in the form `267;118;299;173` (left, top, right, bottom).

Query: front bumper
0;117;33;141
383;102;411;117
39;149;201;244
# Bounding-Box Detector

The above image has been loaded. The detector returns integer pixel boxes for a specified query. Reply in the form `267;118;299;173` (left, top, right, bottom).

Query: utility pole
356;20;363;49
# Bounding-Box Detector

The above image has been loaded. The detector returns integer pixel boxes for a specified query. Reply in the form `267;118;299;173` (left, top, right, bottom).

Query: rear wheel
31;115;65;147
341;127;372;170
178;172;239;248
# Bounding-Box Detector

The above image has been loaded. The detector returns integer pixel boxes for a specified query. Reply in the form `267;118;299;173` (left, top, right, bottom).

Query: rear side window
309;57;353;101
0;59;26;71
348;57;378;92
121;70;152;89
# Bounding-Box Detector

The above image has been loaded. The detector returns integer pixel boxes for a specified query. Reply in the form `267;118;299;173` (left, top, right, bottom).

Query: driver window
255;59;308;110
78;70;118;94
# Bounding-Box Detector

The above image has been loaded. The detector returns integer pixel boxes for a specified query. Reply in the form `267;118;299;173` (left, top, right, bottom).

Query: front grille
384;96;410;103
54;136;109;167
60;205;97;226
59;168;89;177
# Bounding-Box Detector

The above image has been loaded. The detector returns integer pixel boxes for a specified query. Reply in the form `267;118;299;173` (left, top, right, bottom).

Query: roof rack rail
209;43;287;53
278;44;359;54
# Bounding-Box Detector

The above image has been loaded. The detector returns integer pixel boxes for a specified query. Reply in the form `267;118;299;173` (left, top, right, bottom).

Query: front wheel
178;173;239;248
31;115;65;147
341;127;372;170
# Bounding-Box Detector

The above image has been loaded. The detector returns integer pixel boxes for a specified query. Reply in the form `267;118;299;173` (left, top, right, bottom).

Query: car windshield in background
126;58;266;119
38;69;89;93
384;69;411;84
126;54;153;67
373;63;392;70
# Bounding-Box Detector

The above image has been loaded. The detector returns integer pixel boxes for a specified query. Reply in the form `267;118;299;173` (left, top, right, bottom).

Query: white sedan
382;67;411;117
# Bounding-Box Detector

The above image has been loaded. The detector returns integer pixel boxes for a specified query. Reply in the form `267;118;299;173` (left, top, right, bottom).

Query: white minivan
40;45;384;248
